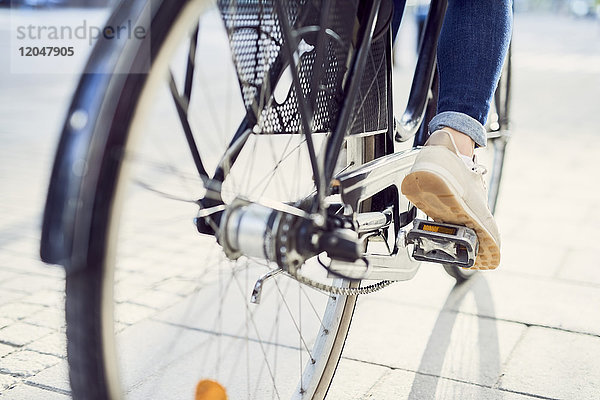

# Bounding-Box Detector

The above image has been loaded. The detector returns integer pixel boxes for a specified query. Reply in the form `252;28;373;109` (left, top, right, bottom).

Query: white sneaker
401;130;501;269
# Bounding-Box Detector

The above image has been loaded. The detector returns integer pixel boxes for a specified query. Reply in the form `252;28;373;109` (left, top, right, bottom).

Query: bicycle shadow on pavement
407;274;501;399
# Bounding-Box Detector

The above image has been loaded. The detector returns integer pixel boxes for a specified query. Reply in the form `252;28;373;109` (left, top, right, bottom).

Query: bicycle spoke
264;135;295;199
299;284;327;332
250;277;291;399
232;274;282;400
245;263;251;397
298;283;303;393
249;136;306;197
271;277;315;363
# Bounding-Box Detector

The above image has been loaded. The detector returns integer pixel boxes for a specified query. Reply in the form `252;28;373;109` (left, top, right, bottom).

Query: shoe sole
401;171;500;270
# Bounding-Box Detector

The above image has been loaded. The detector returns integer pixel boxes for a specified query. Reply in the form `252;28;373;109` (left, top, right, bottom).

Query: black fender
40;0;184;271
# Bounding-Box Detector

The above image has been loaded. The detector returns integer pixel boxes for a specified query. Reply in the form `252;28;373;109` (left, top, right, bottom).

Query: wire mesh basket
218;0;390;136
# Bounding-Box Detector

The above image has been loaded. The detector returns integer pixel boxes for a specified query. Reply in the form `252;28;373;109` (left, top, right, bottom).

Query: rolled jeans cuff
429;111;487;147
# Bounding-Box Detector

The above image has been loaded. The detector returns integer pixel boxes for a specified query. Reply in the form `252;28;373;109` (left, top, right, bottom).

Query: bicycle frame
40;0;449;277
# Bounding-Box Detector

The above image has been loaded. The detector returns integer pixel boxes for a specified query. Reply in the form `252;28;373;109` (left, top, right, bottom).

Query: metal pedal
406;219;479;268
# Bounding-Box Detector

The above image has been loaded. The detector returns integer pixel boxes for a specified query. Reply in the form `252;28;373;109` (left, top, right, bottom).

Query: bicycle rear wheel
64;1;362;399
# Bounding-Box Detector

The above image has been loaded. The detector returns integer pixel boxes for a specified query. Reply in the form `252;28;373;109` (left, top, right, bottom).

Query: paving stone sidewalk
1;10;600;400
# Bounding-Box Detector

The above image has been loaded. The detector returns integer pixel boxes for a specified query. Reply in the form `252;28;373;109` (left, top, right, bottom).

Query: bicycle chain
286;268;395;296
278;210;396;296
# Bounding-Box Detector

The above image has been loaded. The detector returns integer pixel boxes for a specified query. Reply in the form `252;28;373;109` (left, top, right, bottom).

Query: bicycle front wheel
485;43;512;214
443;43;512;282
64;1;359;399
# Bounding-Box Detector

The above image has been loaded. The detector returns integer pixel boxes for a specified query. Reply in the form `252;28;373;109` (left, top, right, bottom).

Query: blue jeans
392;0;513;147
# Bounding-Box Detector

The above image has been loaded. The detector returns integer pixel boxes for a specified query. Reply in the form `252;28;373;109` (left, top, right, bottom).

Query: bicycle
40;0;511;398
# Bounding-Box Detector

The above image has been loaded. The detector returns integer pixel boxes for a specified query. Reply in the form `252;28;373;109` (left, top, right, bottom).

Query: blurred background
2;0;599;14
1;0;599;398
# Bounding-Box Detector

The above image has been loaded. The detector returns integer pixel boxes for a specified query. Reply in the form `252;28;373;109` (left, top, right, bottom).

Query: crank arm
328;228;421;281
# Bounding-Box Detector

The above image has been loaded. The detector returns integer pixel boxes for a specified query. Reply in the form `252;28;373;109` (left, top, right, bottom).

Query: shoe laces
460;154;488;190
460;154;488;175
472;162;488;175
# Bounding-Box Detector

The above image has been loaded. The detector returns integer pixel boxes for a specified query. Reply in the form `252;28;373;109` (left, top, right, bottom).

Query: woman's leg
429;0;513;149
402;0;512;269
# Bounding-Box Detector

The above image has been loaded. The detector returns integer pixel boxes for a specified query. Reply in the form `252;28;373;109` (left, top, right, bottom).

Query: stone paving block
499;326;600;400
20;289;65;309
25;332;66;358
0;383;70;400
0;322;53;347
115;302;155;325
499;239;566;278
117;268;171;288
0;303;45;321
493;212;522;239
128;289;182;310
365;247;593;322
495;191;573;222
0;274;62;294
352;265;457;312
0;317;13;330
154;278;199;296
26;359;70;393
5;239;39;258
114;282;145;304
0;373;16;391
0;350;60;377
343;299;526;387
115;322;129;333
556;248;600;286
23;307;65;331
0;253;63;279
447;274;600;336
587;203;600;225
365;369;540;400
0;342;17;357
327;358;391;400
0;289;25;305
0;269;20;284
509;219;600;252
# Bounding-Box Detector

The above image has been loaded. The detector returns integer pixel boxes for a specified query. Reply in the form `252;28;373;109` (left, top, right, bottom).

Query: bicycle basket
218;0;389;136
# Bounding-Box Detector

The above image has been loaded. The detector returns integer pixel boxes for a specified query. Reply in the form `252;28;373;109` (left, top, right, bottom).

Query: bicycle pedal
406;219;478;268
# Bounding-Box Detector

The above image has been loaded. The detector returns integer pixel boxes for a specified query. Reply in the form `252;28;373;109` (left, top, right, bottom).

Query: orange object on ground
195;380;227;400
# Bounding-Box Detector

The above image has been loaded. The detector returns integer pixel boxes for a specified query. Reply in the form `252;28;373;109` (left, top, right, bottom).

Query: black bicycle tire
65;0;187;397
63;1;365;398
